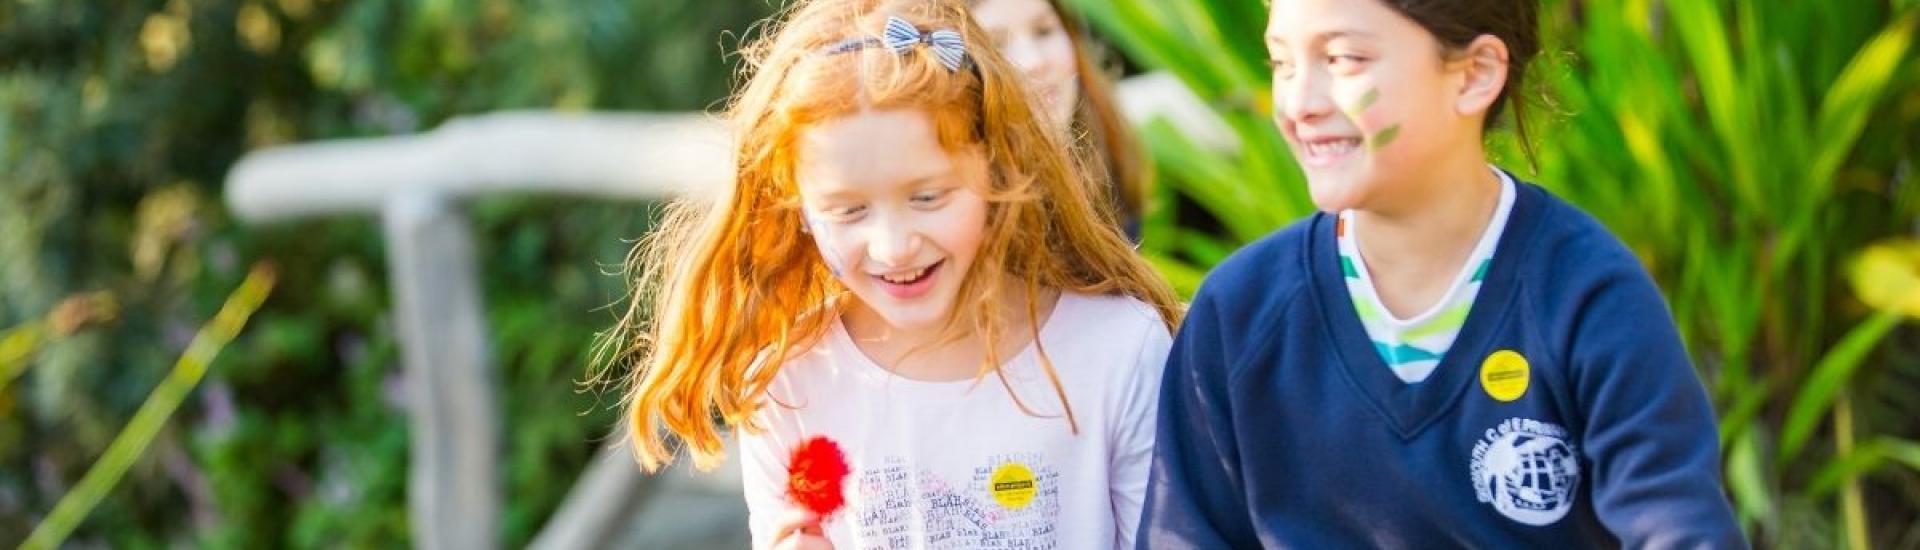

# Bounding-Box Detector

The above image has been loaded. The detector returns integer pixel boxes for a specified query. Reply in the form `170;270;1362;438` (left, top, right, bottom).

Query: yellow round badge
1480;350;1530;402
990;463;1037;510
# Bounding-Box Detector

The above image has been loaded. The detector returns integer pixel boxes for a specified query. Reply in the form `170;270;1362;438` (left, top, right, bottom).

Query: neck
843;280;1060;382
1351;151;1503;317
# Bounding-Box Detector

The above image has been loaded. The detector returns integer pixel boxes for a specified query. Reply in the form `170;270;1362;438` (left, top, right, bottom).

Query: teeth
879;265;929;284
1305;139;1360;158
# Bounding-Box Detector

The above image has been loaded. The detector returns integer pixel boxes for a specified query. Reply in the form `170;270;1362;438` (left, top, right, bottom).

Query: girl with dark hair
1138;0;1745;547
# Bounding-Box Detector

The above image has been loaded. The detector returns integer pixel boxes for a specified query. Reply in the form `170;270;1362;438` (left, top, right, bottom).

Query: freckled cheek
803;219;864;277
1043;37;1077;84
944;219;986;255
823;236;861;265
941;204;991;261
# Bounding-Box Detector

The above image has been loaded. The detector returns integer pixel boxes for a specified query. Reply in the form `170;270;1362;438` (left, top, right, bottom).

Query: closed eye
909;188;953;208
821;204;867;221
1328;54;1369;72
1268;58;1295;79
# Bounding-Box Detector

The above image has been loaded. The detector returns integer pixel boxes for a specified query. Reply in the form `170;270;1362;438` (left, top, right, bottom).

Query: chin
1306;174;1369;213
853;292;958;332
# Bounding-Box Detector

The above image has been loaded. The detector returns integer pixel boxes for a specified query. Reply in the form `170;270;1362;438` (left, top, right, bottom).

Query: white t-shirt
738;291;1172;550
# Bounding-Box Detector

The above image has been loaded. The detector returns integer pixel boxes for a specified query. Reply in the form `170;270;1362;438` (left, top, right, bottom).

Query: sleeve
1134;290;1262;548
1570;266;1748;549
1107;314;1172;549
738;405;796;550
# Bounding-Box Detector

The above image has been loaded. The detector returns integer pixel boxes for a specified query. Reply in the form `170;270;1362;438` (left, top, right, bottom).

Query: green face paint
1355;88;1381;113
1370;124;1402;152
1340;87;1397;152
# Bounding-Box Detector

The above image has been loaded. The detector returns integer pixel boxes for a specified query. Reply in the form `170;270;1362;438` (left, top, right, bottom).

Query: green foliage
24;264;275;549
1;0;772;546
1065;0;1920;546
1061;0;1315;295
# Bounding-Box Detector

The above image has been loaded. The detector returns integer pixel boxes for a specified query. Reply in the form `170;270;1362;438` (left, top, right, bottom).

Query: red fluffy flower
786;436;850;518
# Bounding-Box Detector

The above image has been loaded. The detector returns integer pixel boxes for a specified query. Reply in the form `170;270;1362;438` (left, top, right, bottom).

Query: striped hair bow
820;15;970;72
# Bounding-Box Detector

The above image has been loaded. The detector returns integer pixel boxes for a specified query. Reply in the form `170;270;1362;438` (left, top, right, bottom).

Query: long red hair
596;0;1181;472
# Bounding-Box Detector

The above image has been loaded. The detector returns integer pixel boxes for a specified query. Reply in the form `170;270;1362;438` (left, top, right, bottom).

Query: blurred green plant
1065;0;1920;546
1064;0;1313;296
1;0;769;546
1531;4;1919;546
22;263;275;550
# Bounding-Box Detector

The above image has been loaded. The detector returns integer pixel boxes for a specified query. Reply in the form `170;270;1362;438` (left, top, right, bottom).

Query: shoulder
1504;179;1683;367
1053;292;1174;419
1063;291;1172;340
1507;181;1662;309
1187;214;1318;337
1515;182;1644;278
756;314;857;405
1047;292;1173;379
1204;214;1316;297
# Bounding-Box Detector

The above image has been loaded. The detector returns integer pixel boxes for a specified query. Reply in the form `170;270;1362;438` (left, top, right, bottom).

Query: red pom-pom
786;436;850;517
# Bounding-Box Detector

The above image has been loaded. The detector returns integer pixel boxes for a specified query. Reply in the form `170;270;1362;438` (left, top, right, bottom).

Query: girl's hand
771;509;834;550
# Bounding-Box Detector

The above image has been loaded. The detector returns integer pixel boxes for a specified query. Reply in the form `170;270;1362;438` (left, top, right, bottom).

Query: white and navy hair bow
821;15;970;72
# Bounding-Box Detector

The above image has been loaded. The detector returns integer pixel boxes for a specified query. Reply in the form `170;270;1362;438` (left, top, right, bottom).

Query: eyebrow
1266;29;1378;48
811;172;952;201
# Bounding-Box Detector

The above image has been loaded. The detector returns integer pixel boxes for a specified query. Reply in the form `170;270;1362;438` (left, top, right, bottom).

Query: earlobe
1455;34;1510;116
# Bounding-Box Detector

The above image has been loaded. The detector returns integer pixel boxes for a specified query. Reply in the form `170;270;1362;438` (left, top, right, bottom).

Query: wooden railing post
383;191;499;550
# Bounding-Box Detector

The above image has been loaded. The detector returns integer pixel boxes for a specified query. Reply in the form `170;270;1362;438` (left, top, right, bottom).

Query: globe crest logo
1470;417;1580;526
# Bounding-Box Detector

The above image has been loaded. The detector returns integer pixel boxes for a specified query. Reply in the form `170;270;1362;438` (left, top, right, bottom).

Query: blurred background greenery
2;0;777;546
1071;0;1920;547
1;0;1917;548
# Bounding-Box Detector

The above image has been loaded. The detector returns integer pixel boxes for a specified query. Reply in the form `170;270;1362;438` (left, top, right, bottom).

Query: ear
1453;34;1509;117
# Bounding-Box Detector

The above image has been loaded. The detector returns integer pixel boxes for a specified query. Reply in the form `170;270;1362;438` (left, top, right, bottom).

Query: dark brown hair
1382;0;1540;157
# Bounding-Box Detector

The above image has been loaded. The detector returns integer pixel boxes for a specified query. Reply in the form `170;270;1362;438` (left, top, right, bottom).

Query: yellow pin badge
1479;350;1530;402
990;463;1037;510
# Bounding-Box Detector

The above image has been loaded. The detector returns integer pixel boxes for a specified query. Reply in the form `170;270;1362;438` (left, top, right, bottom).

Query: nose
1276;63;1334;125
1002;37;1045;79
864;212;922;269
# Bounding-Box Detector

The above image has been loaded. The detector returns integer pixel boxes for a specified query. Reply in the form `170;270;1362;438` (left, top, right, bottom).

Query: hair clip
819;15;969;72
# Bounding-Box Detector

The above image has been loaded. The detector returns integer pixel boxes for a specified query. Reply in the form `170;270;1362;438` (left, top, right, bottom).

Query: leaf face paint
1355;88;1381;112
1370;123;1402;151
1340;87;1401;152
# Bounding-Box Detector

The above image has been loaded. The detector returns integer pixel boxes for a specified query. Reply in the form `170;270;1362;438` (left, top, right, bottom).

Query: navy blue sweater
1138;181;1745;549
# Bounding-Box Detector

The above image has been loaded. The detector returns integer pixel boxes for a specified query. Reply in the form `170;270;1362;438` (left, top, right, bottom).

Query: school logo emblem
1470;417;1579;526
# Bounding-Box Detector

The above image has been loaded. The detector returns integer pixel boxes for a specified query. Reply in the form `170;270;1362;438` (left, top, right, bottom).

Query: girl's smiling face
796;108;992;333
1266;0;1505;213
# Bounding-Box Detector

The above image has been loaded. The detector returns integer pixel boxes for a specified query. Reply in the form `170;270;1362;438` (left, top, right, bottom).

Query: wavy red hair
596;0;1181;472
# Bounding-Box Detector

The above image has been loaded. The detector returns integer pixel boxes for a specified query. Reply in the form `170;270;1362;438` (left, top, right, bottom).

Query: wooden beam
383;192;499;550
226;112;730;222
222;73;1226;224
